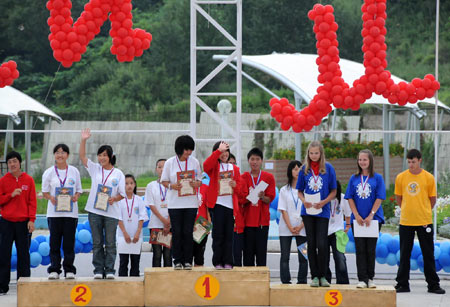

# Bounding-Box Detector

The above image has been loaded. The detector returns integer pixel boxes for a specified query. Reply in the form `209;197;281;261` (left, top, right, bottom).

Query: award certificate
149;229;172;248
218;171;233;196
55;187;73;212
177;170;196;197
94;184;112;212
193;216;212;244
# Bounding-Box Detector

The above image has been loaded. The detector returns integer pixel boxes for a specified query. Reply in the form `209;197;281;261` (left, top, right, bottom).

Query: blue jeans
88;212;118;276
279;236;308;284
326;233;349;284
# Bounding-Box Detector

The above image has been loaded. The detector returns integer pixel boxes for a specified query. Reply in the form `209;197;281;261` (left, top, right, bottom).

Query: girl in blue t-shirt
297;141;337;287
344;149;385;289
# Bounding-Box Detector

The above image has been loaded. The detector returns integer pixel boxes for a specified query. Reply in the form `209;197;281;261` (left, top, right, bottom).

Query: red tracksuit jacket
0;172;37;222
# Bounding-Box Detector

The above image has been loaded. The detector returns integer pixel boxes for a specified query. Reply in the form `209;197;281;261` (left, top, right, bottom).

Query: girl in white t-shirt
145;159;172;267
278;160;308;284
79;128;126;279
42;144;83;280
117;174;148;276
160;135;202;270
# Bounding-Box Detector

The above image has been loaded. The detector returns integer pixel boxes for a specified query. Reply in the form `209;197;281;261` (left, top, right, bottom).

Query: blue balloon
35;235;46;244
443;266;450;273
269;208;277;220
396;250;401;262
75;240;83;253
143;207;151;228
45;235;50;244
346;241;355;253
410;259;418;271
435;259;442;272
11;255;17;269
41;255;51;266
12;244;17;256
386;253;397;266
30;252;42;268
419;266;424;273
29;239;39;253
82;242;93;253
376;257;387;264
376;243;389;258
78;229;92;244
270;194;279;210
438;251;450;267
60;248;64;259
76;224;85;232
388;237;400;253
347;228;354;242
434;246;441;260
83;220;91;232
417;255;424;268
439;241;450;254
411;242;421;259
38;242;50;257
379;233;392;246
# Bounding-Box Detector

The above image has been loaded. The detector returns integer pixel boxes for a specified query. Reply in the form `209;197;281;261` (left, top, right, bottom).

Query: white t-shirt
216;162;234;209
85;159;126;219
328;193;352;235
145;180;169;229
42;165;83;218
160;155;202;209
278;185;306;237
117;195;149;239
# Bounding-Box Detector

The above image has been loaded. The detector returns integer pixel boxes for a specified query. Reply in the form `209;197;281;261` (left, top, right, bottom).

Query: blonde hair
303;141;326;175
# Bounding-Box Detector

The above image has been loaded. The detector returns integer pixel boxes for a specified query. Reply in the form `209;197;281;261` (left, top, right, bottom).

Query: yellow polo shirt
394;169;436;226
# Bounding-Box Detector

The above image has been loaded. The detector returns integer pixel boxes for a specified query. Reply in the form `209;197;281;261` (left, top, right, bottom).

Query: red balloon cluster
0;61;19;88
269;0;440;132
46;0;152;68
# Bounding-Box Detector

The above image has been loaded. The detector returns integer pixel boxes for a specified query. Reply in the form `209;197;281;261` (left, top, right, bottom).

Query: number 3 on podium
325;290;343;306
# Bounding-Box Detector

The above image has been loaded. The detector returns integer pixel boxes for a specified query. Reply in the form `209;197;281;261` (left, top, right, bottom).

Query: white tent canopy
213;52;450;111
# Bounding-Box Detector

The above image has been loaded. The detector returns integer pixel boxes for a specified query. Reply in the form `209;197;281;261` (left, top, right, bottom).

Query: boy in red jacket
241;148;276;266
0;151;36;295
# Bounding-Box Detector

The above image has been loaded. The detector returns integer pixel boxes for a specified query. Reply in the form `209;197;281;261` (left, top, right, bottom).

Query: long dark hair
287;160;302;187
125;174;137;195
97;145;116;166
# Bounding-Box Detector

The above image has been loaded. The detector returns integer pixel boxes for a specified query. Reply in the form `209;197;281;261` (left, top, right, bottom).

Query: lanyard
220;162;229;172
125;195;135;220
54;165;68;187
289;186;299;210
176;156;188;172
159;182;167;201
101;167;115;186
251;170;262;188
360;175;369;192
310;169;320;185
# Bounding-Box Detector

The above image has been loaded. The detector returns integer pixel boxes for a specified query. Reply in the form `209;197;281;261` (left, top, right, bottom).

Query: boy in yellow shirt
394;149;445;294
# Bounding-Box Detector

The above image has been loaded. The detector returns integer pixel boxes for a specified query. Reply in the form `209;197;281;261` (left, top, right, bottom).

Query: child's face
219;151;229;163
156;160;165;177
358;153;370;171
308;146;321;162
97;150;111;167
248;155;262;171
229;157;236;165
125;177;136;194
407;157;422;172
291;165;300;178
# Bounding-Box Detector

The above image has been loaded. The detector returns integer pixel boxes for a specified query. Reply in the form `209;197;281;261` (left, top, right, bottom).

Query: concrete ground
1;232;449;307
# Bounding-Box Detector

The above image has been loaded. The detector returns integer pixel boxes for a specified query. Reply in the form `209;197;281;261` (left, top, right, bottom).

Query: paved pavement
1;234;450;306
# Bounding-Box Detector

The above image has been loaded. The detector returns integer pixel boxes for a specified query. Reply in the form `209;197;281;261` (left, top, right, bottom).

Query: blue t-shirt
296;162;337;219
344;172;386;224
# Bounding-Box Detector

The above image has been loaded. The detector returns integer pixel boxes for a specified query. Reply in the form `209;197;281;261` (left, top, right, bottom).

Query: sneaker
224;264;233;270
310;277;319;287
65;272;75;279
174;263;183;270
48;272;59;280
357;281;368;288
106;273;115;279
184;263;192;270
428;286;446;294
319;277;330;287
214;265;224;270
395;286;410;293
0;289;7;296
94;273;103;279
368;279;376;288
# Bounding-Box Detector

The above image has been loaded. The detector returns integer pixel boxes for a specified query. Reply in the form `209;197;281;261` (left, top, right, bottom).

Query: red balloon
271;103;282;115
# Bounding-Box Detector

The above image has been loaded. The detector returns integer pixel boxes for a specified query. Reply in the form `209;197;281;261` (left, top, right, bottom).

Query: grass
36;175;157;214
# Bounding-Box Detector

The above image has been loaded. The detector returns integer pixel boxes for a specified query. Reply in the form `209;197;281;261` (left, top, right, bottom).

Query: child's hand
81;128;91;140
132;233;140;243
124;232;131;243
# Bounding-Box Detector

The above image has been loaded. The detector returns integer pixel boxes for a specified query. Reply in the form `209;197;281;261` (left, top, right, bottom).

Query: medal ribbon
289;186;299;210
220;162;229;172
360;175;369;194
310;169;320;186
251;170;262;188
176;156;188;172
159;182;168;201
54;165;68;188
125;195;135;220
101;167;115;186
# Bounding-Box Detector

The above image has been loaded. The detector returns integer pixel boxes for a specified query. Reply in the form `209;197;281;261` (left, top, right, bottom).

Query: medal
360;175;369;198
311;169;320;191
125;195;135;223
251;170;262;188
362;193;366;198
176;156;188;172
54;165;68;188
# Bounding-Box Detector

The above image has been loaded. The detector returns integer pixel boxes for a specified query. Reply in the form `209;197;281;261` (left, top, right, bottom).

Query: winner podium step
17;277;144;307
144;266;270;306
270;284;396;307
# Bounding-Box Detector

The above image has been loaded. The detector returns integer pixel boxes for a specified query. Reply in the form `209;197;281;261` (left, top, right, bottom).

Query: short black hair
53;144;70;154
156;158;166;166
287;160;302;187
6;151;22;164
97;145;116;166
406;149;422;160
247;147;263;160
229;153;236;162
125;174;137;194
175;135;195;156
